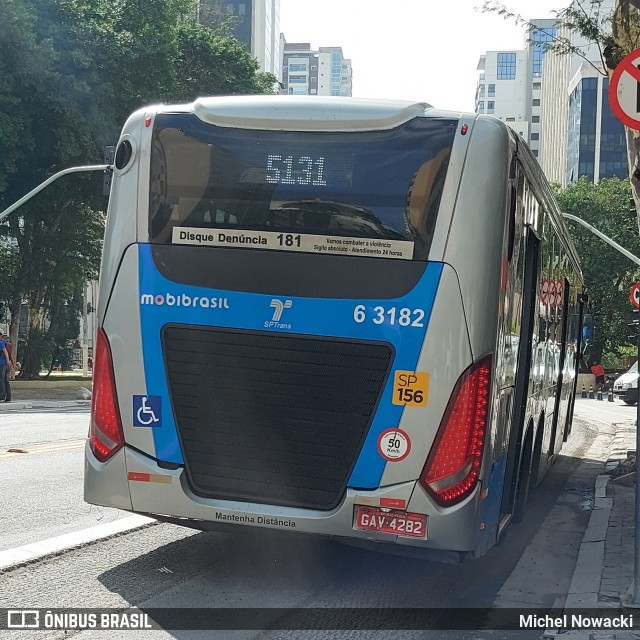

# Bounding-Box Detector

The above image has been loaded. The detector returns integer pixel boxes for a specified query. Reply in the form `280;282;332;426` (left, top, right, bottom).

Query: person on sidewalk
0;333;11;402
2;332;13;402
591;360;606;390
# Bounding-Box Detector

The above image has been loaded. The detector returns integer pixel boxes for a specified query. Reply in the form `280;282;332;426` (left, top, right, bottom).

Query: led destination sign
265;154;329;187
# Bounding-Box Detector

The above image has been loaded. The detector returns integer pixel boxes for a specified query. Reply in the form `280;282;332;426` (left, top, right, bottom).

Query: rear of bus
85;96;511;557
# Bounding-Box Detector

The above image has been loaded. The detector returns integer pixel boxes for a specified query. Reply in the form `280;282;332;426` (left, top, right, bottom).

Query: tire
624;388;638;405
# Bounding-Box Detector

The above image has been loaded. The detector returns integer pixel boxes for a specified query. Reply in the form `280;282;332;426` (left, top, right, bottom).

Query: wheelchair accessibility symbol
133;395;162;427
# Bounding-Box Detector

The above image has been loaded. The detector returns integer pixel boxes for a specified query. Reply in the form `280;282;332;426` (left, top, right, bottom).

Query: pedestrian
3;333;13;402
0;332;11;403
591;360;606;389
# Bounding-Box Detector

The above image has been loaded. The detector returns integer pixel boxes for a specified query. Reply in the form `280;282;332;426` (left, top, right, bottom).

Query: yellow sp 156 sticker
392;371;430;408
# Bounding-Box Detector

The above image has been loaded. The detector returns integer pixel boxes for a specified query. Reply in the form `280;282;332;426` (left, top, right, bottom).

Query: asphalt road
0;407;129;551
0;403;608;639
0;405;89;449
573;395;637;425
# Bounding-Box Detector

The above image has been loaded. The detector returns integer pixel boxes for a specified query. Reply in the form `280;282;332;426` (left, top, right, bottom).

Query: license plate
354;506;427;539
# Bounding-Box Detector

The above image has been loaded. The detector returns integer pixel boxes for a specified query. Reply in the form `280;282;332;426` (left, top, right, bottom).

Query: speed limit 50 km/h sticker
378;429;412;462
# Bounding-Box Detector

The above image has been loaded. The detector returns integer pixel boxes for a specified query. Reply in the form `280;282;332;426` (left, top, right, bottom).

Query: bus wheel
624;389;638;405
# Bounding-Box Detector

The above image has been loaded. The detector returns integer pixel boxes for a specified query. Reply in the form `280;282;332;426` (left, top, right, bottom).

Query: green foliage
171;22;277;100
556;177;640;364
0;0;274;377
197;0;240;32
601;345;636;371
41;286;84;375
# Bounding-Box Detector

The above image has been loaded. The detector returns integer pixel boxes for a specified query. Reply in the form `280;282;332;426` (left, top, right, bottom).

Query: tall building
475;20;556;158
282;42;352;96
318;47;353;97
476;51;531;143
538;23;570;184
566;66;627;183
282;42;316;95
538;0;627;185
198;0;282;80
527;20;556;157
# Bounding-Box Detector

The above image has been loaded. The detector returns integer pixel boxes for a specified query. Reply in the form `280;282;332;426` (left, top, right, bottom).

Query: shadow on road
94;450;595;638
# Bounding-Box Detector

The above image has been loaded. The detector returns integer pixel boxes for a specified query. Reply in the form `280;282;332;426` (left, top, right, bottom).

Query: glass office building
566;74;626;183
599;78;627;179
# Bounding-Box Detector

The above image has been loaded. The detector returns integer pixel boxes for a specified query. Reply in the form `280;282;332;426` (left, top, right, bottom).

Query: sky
278;0;566;112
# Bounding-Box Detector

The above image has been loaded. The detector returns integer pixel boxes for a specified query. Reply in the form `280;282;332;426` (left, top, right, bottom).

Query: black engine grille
162;326;394;510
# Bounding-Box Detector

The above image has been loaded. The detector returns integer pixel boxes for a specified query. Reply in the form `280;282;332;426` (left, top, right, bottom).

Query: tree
0;229;21;370
0;0;275;377
555;177;640;364
0;0;103;376
172;22;276;100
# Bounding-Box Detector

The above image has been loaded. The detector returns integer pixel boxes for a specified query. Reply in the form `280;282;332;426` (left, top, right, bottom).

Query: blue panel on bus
475;453;507;556
138;245;442;487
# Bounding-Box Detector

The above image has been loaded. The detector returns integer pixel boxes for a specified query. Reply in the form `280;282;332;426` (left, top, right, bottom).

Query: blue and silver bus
85;96;584;559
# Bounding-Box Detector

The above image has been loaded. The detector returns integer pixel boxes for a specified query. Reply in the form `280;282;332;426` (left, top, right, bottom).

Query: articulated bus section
85;97;584;559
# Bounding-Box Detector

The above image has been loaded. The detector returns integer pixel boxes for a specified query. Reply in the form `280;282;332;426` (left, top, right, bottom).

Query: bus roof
144;95;444;131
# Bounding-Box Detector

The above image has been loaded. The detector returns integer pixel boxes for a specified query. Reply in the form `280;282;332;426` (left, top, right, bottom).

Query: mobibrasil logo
266;299;292;329
140;293;230;310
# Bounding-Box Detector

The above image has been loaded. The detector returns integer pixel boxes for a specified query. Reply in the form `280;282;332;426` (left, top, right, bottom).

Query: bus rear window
149;113;457;260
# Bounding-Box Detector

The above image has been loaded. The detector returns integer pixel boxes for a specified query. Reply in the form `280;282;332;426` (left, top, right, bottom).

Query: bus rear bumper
84;441;133;511
87;446;480;552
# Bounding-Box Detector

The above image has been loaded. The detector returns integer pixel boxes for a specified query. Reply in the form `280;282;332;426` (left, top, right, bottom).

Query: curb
563;420;635;609
0;400;91;411
564;474;612;608
11;380;92;389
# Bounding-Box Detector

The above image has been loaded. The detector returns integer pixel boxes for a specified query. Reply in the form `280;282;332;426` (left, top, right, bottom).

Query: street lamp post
82;285;88;378
0;165;110;223
561;213;640;267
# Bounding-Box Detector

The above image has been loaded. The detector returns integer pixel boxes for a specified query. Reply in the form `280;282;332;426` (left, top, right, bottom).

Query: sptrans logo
266;299;292;329
140;293;230;310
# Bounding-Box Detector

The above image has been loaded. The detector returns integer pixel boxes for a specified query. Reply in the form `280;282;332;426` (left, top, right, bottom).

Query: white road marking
0;439;85;458
0;515;155;571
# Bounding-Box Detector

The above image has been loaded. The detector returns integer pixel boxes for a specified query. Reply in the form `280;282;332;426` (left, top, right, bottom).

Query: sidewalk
0;381;91;411
545;404;639;639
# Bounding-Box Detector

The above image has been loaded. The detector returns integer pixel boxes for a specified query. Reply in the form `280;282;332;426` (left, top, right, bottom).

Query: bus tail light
89;328;124;462
419;356;492;506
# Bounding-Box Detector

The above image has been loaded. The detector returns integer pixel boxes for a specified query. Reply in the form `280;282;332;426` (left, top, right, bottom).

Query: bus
84;96;585;559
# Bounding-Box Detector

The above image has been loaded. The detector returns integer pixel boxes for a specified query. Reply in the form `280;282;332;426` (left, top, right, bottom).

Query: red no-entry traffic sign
630;282;640;308
610;49;640;130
